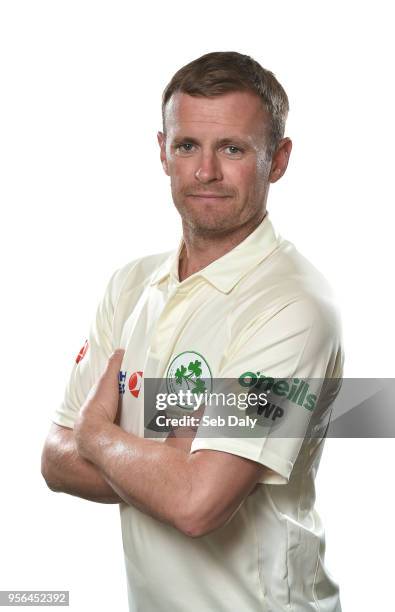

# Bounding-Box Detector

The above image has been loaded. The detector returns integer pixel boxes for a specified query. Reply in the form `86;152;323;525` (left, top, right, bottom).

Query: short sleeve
51;267;122;429
190;298;344;484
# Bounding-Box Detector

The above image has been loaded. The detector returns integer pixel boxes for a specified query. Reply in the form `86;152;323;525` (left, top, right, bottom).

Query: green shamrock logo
174;359;206;394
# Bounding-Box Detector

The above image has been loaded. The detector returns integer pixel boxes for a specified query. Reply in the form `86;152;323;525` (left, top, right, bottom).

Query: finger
106;349;125;375
92;349;125;398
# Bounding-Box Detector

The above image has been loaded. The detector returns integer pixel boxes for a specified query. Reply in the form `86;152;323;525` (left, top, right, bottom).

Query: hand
74;349;125;460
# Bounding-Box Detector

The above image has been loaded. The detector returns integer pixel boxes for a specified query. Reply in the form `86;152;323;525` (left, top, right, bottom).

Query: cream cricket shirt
52;213;344;612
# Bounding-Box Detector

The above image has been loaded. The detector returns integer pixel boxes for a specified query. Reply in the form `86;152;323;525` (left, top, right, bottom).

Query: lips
187;193;231;198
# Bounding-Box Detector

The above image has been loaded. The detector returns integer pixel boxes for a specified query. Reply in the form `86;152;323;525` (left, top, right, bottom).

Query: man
41;51;343;611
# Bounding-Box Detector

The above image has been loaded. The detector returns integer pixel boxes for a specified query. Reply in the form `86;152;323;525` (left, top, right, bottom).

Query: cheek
168;151;195;169
223;161;258;193
168;158;196;187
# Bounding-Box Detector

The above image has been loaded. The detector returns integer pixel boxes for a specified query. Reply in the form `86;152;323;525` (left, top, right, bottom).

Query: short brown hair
162;51;289;158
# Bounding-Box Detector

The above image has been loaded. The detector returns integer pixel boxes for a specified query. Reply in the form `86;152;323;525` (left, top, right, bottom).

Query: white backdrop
1;1;394;610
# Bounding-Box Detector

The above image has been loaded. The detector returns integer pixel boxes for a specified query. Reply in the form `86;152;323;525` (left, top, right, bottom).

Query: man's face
158;91;275;234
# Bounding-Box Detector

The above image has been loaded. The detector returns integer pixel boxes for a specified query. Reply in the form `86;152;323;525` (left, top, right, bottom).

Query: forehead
164;91;268;140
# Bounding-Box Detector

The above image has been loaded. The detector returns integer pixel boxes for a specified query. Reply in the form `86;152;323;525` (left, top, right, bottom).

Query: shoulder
229;236;344;376
263;237;338;302
262;239;344;376
274;238;342;331
236;236;342;337
104;249;173;303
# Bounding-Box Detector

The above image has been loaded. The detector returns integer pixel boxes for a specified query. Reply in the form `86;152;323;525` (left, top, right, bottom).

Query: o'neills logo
239;371;317;411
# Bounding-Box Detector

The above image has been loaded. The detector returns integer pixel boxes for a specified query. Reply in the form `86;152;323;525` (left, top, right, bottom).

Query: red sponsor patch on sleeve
75;339;89;364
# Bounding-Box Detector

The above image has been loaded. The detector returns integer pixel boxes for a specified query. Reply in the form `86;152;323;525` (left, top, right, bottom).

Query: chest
116;280;233;434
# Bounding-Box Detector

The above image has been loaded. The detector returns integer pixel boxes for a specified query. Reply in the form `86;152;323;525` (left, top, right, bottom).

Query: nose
194;150;223;183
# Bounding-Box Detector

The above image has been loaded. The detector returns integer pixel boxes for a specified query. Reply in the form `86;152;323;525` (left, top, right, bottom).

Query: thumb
96;349;125;389
106;349;125;377
94;348;125;398
82;349;125;416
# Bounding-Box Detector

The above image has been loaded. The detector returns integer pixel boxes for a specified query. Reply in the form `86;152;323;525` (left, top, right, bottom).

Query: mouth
186;194;231;201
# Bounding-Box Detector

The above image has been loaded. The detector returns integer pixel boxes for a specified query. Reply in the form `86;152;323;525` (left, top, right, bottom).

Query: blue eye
176;143;195;153
225;145;242;155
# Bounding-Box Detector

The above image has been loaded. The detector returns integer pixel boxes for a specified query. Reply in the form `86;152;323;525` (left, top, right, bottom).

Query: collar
149;212;281;294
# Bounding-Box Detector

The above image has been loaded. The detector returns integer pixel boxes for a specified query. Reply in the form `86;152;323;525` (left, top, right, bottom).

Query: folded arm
75;417;266;537
41;423;123;504
41;422;200;505
44;351;267;532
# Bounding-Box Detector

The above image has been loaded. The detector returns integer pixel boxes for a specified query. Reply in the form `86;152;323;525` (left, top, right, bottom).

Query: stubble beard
171;180;243;236
171;184;266;239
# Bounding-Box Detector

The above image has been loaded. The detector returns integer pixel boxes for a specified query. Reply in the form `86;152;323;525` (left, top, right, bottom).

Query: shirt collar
149;212;281;294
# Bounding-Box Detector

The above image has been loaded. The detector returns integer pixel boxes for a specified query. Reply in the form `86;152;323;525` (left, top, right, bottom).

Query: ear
269;137;292;183
157;131;169;175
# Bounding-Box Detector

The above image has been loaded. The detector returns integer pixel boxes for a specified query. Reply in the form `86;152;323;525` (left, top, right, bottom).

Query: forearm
76;420;194;528
41;426;123;504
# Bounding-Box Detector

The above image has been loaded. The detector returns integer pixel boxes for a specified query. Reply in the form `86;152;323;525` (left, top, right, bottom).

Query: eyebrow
171;135;252;149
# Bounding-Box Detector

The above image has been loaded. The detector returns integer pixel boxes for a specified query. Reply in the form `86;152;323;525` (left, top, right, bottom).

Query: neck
178;211;267;282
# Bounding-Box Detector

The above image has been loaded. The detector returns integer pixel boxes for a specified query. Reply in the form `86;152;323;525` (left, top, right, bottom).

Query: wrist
75;412;105;463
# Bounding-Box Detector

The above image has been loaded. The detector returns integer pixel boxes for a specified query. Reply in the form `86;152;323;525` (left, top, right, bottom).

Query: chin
184;215;239;234
176;200;240;232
